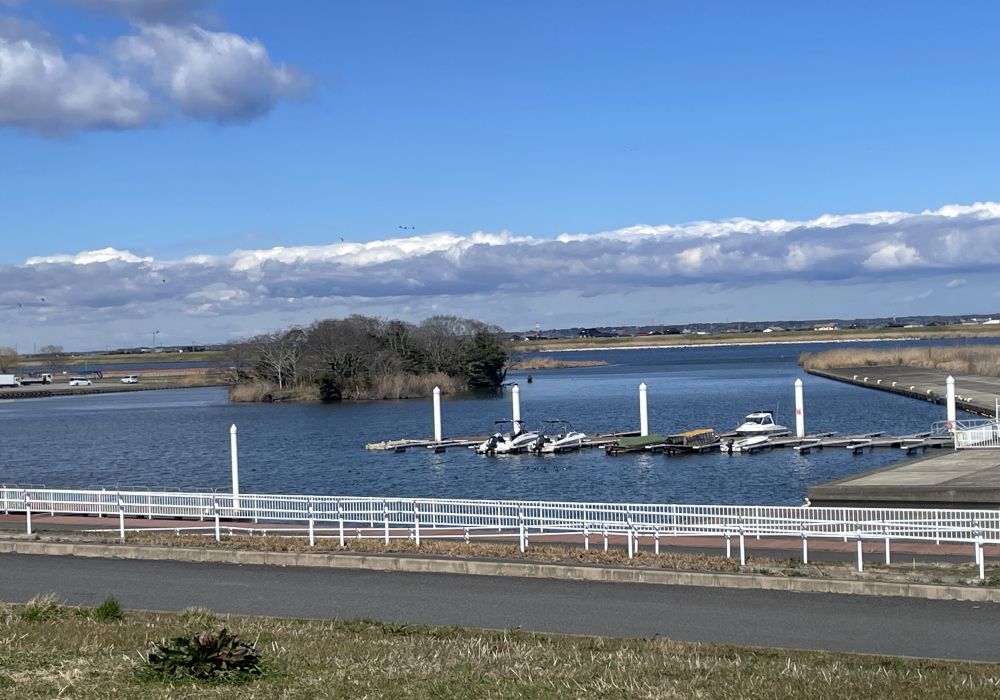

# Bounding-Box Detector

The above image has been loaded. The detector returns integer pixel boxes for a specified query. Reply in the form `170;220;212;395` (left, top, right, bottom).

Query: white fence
2;487;999;577
948;420;1000;449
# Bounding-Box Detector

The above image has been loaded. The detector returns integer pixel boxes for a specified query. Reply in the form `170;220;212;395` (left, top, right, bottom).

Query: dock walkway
808;450;1000;509
805;366;1000;418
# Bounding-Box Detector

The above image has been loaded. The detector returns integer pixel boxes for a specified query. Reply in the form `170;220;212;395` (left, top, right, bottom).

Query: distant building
813;323;837;331
762;326;785;333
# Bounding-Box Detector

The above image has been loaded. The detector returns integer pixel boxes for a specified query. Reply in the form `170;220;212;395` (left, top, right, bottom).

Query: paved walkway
2;552;999;661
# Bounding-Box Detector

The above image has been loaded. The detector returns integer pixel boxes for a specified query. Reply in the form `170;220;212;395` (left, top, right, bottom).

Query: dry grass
800;345;1000;377
508;358;610;370
230;373;464;402
125;532;749;572
367;372;464;399
228;381;321;403
1;601;998;698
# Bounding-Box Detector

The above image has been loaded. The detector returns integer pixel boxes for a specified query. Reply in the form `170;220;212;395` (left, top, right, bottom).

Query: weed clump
19;594;64;622
145;628;263;682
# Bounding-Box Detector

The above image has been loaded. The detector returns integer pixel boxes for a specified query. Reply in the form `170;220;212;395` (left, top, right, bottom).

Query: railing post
583;524;589;550
738;526;746;566
308;500;315;547
725;530;731;559
884;526;891;565
603;524;609;551
414;502;421;548
23;492;31;535
118;493;125;541
801;525;808;564
977;532;985;580
856;531;864;573
338;500;345;547
383;503;390;545
213;495;220;542
518;507;526;553
654;528;660;555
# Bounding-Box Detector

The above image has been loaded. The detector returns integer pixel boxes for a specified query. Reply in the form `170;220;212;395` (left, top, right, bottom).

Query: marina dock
805;366;1000;418
808;449;1000;509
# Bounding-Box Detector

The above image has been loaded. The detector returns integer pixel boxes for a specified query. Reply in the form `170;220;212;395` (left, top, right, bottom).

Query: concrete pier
805;366;1000;418
808;450;1000;509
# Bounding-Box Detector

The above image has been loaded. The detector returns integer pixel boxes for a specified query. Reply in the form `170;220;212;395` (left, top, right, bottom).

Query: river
1;339;993;506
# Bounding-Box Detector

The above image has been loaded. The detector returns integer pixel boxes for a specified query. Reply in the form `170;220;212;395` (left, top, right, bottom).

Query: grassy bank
228;372;466;403
508;357;609;370
800;345;1000;378
3;600;999;699
115;532;999;587
517;325;1000;352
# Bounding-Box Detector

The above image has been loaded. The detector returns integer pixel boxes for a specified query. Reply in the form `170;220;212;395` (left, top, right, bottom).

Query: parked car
69;377;92;386
120;375;139;384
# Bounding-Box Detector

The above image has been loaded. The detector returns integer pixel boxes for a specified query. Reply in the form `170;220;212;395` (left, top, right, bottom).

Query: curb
1;539;998;602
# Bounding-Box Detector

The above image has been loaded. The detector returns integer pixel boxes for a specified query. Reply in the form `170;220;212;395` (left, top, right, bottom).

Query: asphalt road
2;553;999;662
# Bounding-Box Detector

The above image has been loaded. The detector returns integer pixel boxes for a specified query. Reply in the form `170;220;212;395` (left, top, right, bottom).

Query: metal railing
949;420;1000;449
2;487;999;576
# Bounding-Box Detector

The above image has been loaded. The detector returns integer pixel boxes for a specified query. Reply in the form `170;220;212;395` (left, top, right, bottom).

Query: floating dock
808;449;1000;509
806;366;1000;418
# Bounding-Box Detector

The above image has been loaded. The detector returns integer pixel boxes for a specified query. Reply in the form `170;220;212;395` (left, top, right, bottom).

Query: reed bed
800;345;1000;377
508;357;609;370
2;600;999;698
229;373;465;402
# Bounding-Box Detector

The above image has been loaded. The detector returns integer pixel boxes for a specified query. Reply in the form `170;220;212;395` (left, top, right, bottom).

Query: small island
225;315;509;402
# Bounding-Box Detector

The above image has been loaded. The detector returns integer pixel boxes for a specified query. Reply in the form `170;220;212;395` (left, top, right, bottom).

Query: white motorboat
726;435;771;453
476;420;539;455
735;411;789;437
531;420;587;454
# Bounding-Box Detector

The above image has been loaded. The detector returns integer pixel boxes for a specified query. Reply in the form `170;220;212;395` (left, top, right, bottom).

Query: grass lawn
2;598;999;699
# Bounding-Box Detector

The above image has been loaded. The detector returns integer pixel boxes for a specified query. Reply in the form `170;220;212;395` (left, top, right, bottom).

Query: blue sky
2;1;1000;349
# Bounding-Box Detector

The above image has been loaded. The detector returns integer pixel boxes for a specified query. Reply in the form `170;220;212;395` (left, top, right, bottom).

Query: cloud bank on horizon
0;0;310;134
5;201;1000;344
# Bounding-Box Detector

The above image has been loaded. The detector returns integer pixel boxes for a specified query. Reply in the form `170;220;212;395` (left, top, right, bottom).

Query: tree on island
227;314;509;401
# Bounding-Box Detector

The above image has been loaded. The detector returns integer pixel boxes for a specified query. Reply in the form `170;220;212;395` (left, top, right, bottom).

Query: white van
69;377;92;386
121;375;139;384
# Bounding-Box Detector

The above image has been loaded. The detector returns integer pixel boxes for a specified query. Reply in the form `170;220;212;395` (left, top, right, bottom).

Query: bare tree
247;329;306;389
212;342;255;385
38;345;67;375
0;347;19;374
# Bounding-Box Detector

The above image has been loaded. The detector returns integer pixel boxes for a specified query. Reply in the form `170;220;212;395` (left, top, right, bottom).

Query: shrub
92;596;124;622
146;628;262;681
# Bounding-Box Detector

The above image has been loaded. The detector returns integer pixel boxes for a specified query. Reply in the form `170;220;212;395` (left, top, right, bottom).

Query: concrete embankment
1;538;999;602
805;365;1000;418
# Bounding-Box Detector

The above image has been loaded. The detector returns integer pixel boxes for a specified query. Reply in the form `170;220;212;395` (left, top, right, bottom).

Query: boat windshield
747;414;774;425
540;420;573;438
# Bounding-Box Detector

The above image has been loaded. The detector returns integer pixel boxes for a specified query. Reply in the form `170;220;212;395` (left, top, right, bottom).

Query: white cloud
0;17;149;134
116;24;311;122
5;201;1000;337
0;4;311;135
947;278;967;288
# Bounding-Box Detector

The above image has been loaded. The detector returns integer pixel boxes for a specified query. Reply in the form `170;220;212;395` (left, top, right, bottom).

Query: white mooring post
230;424;240;514
946;376;957;427
639;383;649;437
512;384;521;423
794;378;805;438
433;387;442;442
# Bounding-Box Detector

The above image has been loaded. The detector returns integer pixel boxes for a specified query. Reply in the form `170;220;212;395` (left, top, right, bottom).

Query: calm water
0;340;992;506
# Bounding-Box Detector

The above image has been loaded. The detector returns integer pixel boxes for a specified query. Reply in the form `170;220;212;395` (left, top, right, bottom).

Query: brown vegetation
800;345;1000;377
4;602;999;699
508;357;610;370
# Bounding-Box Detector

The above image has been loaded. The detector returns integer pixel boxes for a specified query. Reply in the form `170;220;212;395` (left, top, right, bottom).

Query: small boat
476;420;539;455
725;435;771;454
531;420;587;454
735;411;789;437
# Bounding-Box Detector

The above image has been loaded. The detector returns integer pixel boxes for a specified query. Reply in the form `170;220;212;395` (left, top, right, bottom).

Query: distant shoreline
527;336;931;352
